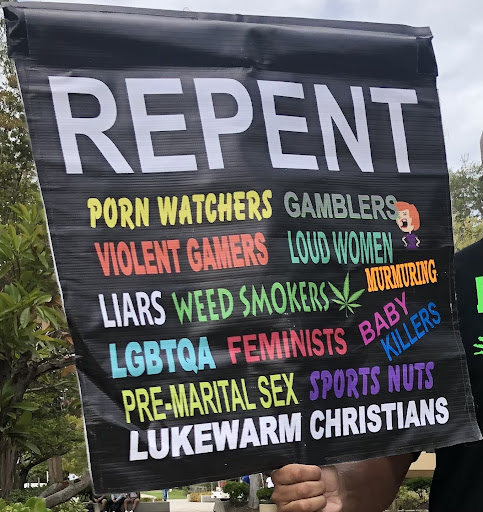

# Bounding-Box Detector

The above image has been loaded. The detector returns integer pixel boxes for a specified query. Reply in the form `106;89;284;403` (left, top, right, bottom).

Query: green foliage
7;487;46;503
0;199;67;372
222;482;249;506
452;216;483;252
0;200;74;493
18;376;86;482
256;487;274;502
21;412;84;472
449;160;483;220
0;28;36;226
449;160;483;251
52;500;86;512
74;485;92;504
328;273;365;317
0;26;80;494
62;434;89;478
187;492;210;502
396;485;429;510
0;497;51;512
26;462;48;483
403;477;432;499
0;200;66;353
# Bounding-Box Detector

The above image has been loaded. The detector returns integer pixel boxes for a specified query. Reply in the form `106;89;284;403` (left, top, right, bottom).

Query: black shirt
429;239;483;511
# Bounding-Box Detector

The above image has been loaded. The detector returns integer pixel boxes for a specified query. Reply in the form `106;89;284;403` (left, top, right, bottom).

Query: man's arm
271;454;413;512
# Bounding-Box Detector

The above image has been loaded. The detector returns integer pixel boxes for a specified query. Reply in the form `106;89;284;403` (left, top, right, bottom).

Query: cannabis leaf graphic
328;273;365;317
473;336;483;356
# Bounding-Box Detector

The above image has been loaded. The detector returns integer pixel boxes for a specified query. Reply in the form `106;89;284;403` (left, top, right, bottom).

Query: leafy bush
188;492;211;502
0;497;51;512
222;482;249;506
396;486;429;510
75;484;93;503
404;477;432;499
188;493;201;502
7;487;47;503
256;487;274;502
52;500;86;512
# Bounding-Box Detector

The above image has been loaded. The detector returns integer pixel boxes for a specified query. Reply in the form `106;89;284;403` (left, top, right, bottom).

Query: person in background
86;493;108;512
271;238;483;512
162;489;168;501
106;492;125;512
124;492;140;512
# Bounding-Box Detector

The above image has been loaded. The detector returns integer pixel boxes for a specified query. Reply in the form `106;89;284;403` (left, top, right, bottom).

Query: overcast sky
23;0;483;170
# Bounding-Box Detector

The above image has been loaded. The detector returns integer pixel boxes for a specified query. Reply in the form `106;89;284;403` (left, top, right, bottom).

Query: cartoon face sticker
396;208;415;233
395;201;421;249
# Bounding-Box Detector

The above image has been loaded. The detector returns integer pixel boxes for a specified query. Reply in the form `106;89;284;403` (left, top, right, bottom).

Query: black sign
4;2;480;492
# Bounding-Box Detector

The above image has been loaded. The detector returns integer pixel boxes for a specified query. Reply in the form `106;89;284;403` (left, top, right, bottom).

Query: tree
404;477;432;499
16;372;85;488
0;19;78;498
62;416;89;477
0;200;74;498
449;160;483;251
452;216;482;253
43;471;91;508
0;22;36;225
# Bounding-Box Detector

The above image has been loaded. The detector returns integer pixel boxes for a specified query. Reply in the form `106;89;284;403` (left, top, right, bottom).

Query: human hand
271;464;342;512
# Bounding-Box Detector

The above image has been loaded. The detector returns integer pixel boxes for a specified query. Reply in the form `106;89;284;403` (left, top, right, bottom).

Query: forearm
338;454;413;512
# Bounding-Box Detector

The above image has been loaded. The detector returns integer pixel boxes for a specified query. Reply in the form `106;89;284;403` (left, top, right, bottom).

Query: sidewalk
139;499;215;512
168;500;215;512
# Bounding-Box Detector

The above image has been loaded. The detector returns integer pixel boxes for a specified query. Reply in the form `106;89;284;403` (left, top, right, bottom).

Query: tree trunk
248;473;262;509
0;437;17;499
17;453;54;491
48;455;63;484
17;466;29;490
44;471;91;508
39;482;67;499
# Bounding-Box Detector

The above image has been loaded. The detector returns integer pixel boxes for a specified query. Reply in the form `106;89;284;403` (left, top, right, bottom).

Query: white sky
22;0;483;170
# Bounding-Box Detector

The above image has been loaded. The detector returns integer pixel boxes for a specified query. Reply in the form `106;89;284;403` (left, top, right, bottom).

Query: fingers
277;495;328;512
271;465;328;512
272;478;327;503
272;464;323;485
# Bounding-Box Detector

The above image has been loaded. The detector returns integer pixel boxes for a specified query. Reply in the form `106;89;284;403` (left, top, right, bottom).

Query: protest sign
4;2;481;492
